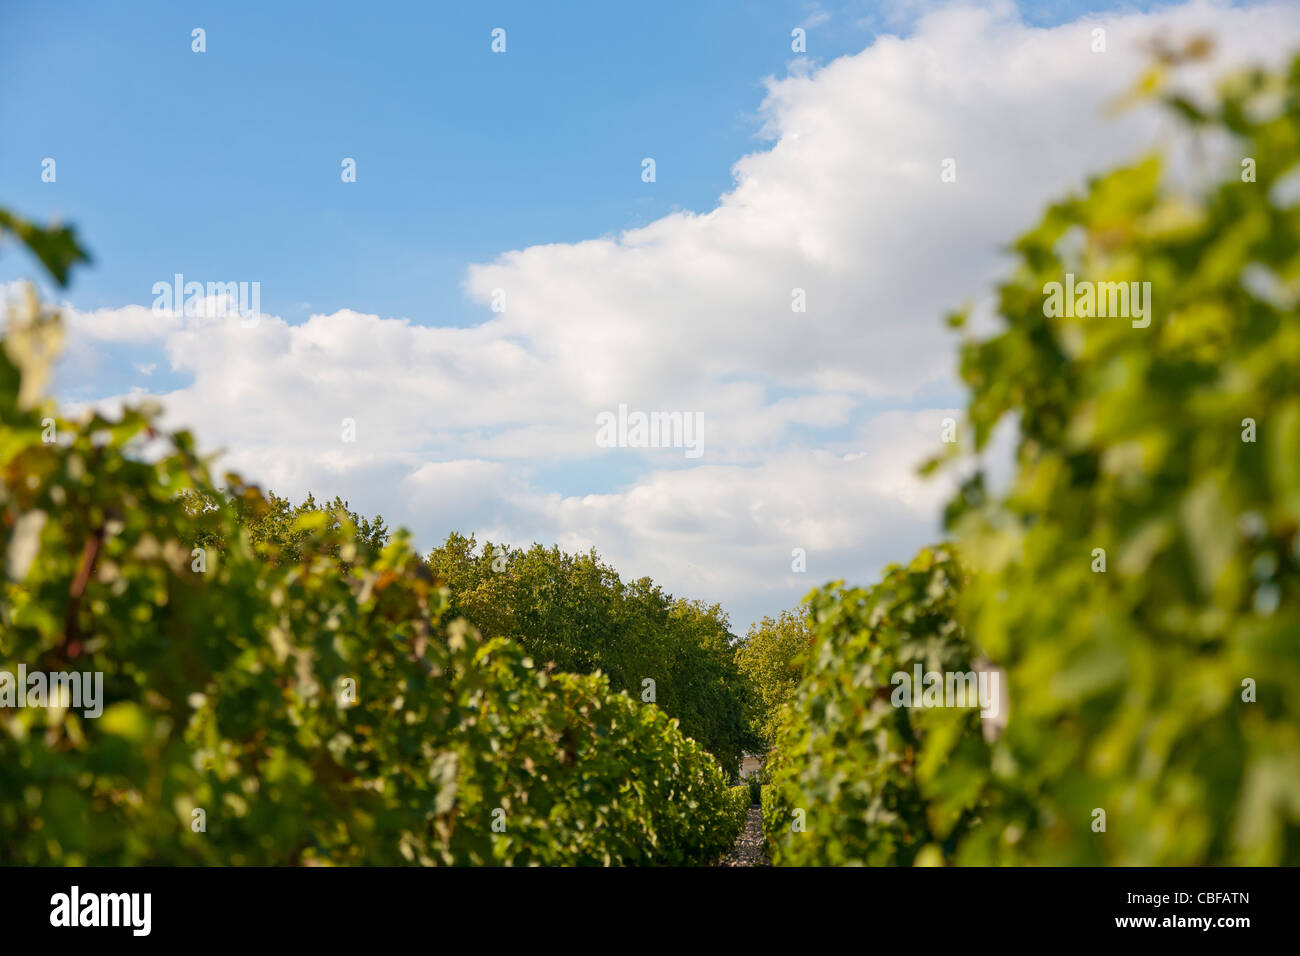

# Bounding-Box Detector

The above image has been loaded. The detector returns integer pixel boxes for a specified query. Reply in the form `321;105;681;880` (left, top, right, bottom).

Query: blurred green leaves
0;209;90;287
943;50;1300;866
766;52;1300;866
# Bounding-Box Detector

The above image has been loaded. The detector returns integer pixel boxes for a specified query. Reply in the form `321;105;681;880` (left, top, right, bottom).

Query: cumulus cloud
41;1;1300;629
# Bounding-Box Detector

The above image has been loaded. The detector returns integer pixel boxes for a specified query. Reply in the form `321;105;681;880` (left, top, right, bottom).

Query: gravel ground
719;806;769;866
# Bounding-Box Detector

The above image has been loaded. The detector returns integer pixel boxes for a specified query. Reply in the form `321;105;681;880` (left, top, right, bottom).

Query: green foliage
184;488;389;567
762;547;990;865
0;286;741;866
939;53;1300;866
735;608;815;750
725;785;751;837
765;53;1300;866
747;775;761;807
426;533;756;774
760;780;779;841
0;208;91;287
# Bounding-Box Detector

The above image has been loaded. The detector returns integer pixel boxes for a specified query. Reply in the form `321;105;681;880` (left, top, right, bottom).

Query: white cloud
801;2;833;30
42;1;1300;629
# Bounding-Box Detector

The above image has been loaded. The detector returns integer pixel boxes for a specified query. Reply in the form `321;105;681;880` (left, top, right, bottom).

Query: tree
425;533;757;773
735;609;815;752
183;488;389;567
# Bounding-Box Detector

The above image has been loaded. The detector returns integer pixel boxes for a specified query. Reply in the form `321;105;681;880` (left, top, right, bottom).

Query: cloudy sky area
3;1;1298;630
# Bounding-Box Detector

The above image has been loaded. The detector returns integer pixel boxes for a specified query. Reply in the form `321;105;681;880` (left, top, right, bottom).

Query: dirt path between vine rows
719;806;768;866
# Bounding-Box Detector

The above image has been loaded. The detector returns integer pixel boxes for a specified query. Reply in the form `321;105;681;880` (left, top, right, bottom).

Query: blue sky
2;0;1292;630
3;0;1158;325
2;1;858;321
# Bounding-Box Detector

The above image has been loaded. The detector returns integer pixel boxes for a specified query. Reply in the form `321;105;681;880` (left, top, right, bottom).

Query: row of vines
763;52;1300;865
0;281;746;864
